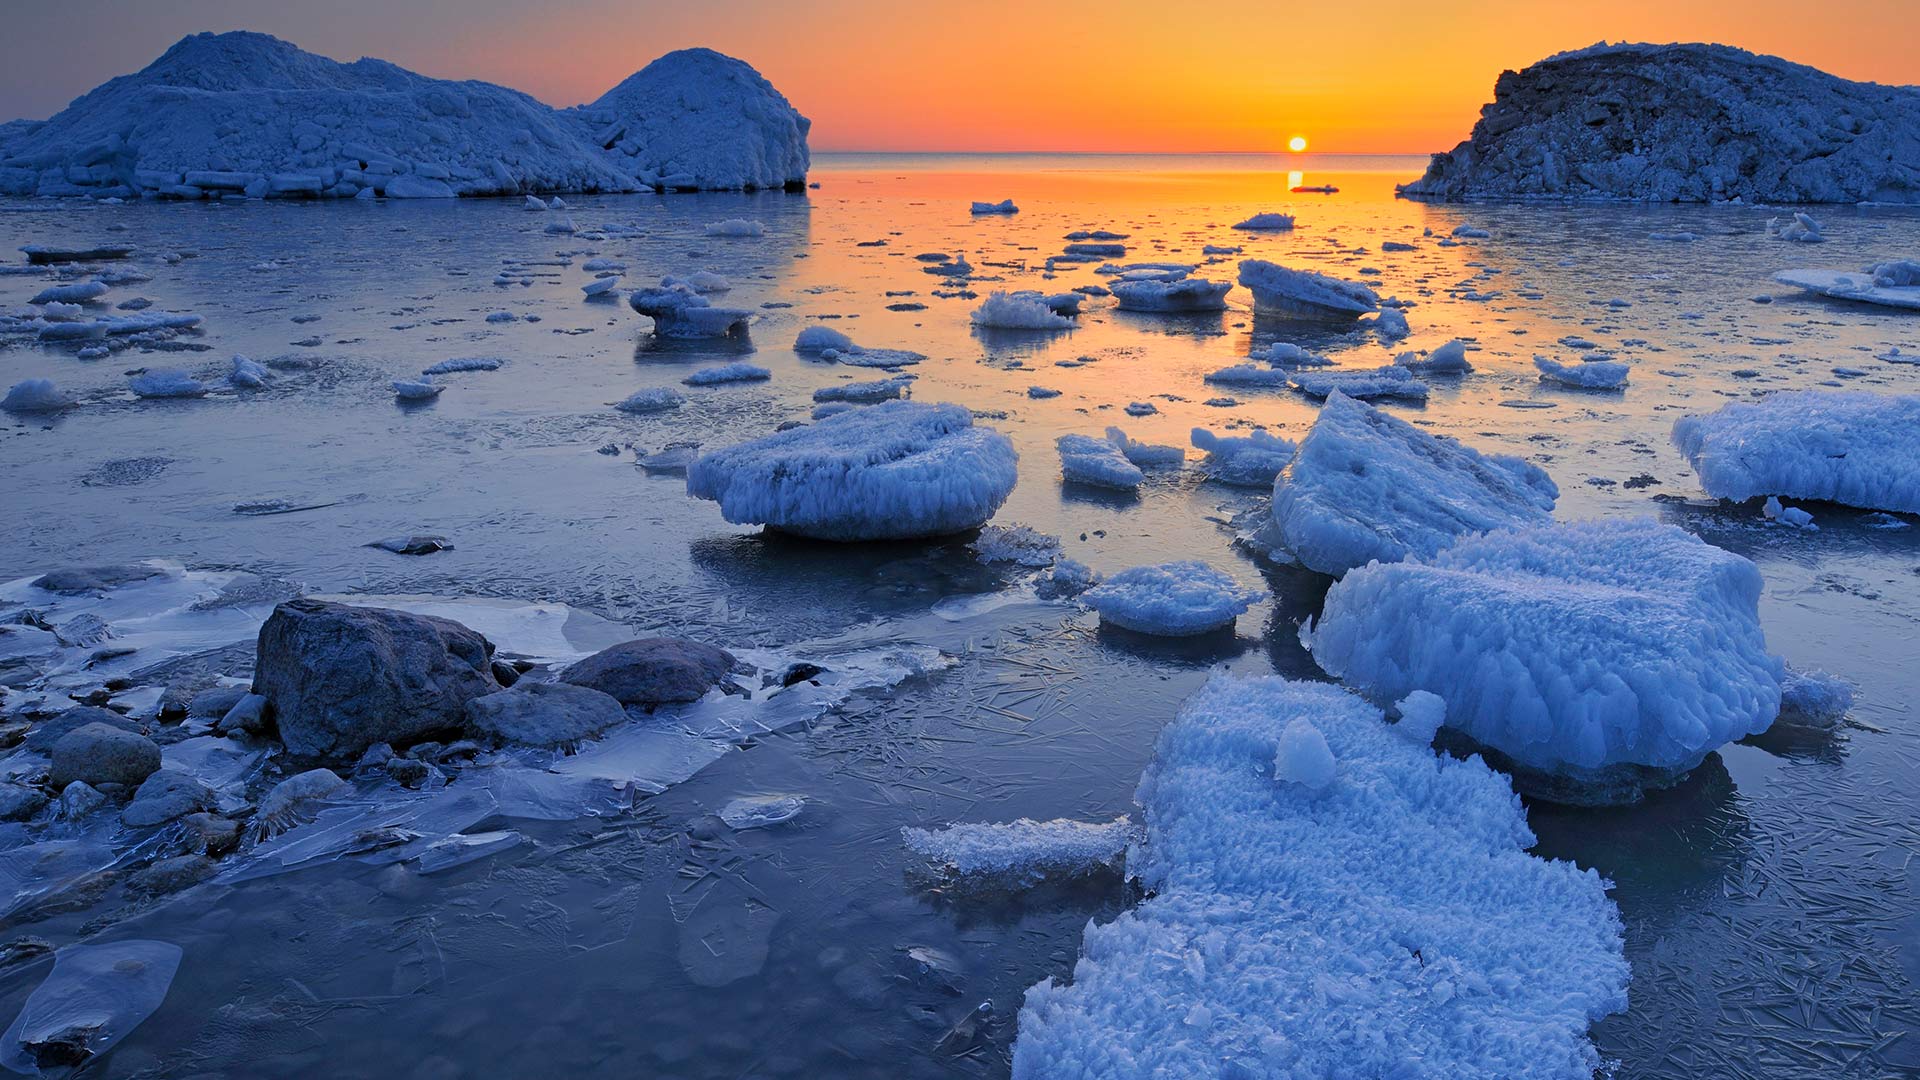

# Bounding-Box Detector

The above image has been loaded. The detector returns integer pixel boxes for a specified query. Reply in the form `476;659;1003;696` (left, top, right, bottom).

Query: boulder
23;706;143;753
559;638;734;706
187;684;250;719
0;783;47;822
121;769;215;827
49;723;162;789
252;599;500;759
464;681;630;747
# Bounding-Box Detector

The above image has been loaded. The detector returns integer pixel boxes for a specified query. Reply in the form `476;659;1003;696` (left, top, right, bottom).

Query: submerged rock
464;680;630;746
559;638;734;706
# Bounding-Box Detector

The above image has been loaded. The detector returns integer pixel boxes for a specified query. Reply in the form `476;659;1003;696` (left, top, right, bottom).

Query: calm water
1;153;1917;1078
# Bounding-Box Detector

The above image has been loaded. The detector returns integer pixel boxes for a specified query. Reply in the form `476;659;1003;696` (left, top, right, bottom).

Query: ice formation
793;325;855;353
1310;519;1784;801
1269;393;1558;576
628;284;751;338
1203;363;1292;387
902;816;1133;887
970;199;1018;214
1535;355;1630;389
1272;717;1337;792
614;387;686;413
1103;427;1183;467
970;524;1063;568
392;378;442;402
1769;213;1824;242
1399;42;1920;203
1190;427;1297;487
1396;338;1474;374
0;33;810;199
1287;366;1430;402
812;376;910;404
703;218;765;238
2;378;71;413
1057;434;1145;491
1672;390;1920;512
682;361;771;385
1231;212;1295;231
0;940;184;1072
228;355;270;389
971;291;1073;331
1237;259;1380;320
1082;561;1264;636
1012;676;1627;1077
686;401;1018;540
127;368;208;399
1110;278;1231;312
1773;267;1920;310
1778;668;1854;728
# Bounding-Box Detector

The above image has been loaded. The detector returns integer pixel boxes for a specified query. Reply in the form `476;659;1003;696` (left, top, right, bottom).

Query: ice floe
971;291;1072;331
1287;366;1429;402
1056;434;1145;491
629;283;751;337
1237;259;1379;320
1535;355;1629;389
2;379;71;413
1231;212;1295;231
1774;266;1920;310
1110;278;1230;313
1672;390;1920;512
903;816;1133;888
1190;427;1296;487
1082;561;1264;636
683;361;771;386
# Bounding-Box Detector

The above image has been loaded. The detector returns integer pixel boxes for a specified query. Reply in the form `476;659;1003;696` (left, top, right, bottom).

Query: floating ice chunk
1761;496;1817;529
812;376;909;403
1270;393;1557;576
970;199;1018;215
1451;224;1491;238
1535;355;1629;389
421;357;502;375
687;400;1018;540
971;291;1073;330
1395;338;1473;374
614;386;685;413
228;355;269;389
1767;212;1822;242
484;311;516;323
523;195;548;210
1231;212;1295;231
1057;434;1144;491
1393;690;1446;745
1201;243;1241;255
719;794;806;829
127;368;208;399
0;940;183;1073
1082;561;1264;636
794;325;855;353
1237;259;1379;320
1777;668;1853;728
1012;675;1627;1077
902;816;1133;887
543;214;576;235
1203;363;1291;387
1103;427;1183;467
664;271;731;293
1366;305;1411;342
1288;366;1429;401
1257;341;1332;367
1671;390;1920;512
1272;717;1336;791
1026;386;1061;399
629;283;751;337
1190;426;1296;486
1310;519;1783;801
683;361;770;385
1772;267;1920;310
392;377;441;401
826;346;924;369
581;275;622;297
1869;259;1920;286
970;524;1062;567
2;379;72;413
703;218;765;238
1110;278;1231;312
20;244;134;264
30;281;108;305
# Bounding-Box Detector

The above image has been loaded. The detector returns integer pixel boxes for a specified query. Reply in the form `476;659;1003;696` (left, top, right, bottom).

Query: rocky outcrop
252;599;500;759
1401;43;1920;204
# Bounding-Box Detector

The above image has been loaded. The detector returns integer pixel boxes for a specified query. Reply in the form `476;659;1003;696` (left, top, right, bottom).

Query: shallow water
1;152;1917;1077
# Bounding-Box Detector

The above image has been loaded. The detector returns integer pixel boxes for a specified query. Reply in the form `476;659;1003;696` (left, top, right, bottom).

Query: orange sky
5;0;1917;153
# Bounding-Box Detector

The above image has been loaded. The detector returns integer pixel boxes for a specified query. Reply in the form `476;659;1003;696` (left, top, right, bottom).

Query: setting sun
1287;135;1308;152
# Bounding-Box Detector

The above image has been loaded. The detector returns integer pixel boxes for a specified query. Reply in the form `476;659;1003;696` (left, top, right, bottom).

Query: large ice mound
1082;561;1264;636
686;401;1018;541
1399;42;1920;204
1672;390;1920;513
1012;676;1628;1077
1238;259;1379;320
1310;519;1784;802
0;32;810;199
1270;393;1558;576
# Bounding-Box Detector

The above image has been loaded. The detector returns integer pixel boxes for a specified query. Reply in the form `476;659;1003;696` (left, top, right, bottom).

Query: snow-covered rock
1671;390;1920;512
903;816;1132;888
1109;277;1231;312
971;291;1072;330
686;401;1017;540
1012;676;1627;1077
1399;42;1920;204
1310;519;1784;802
1057;434;1145;491
1;378;71;413
1535;355;1629;389
614;387;685;413
1082;561;1264;636
1237;259;1379;320
1269;393;1557;576
628;283;751;338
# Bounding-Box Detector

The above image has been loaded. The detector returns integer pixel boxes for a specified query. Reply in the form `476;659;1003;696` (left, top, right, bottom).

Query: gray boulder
23;705;143;753
464;681;630;747
188;684;250;719
253;599;500;759
217;693;269;735
0;783;47;822
559;638;734;705
49;722;162;789
30;563;168;595
122;769;215;827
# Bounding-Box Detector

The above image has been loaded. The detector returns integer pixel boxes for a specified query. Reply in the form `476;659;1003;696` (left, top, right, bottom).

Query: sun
1287;135;1308;153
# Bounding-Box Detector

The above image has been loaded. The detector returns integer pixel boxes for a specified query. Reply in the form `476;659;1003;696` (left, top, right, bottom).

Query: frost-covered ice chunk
392;378;442;401
581;275;622;297
1257;341;1333;367
2;379;72;413
970;198;1018;215
0;940;184;1073
1272;717;1336;791
1203;363;1291;387
422;357;502;375
1231;212;1295;230
127;368;208;399
1057;434;1144;491
970;524;1062;567
228;355;269;389
1777;668;1853;728
1110;278;1231;312
1671;390;1920;512
1365;305;1411;342
614;386;685;413
629;284;751;337
1535;355;1629;389
1238;259;1379;320
793;325;855;353
902;816;1133;887
1036;558;1100;600
1768;212;1823;242
1396;338;1474;374
1103;427;1183;466
826;347;924;369
718;794;806;830
1310;519;1783;801
971;291;1072;330
1082;561;1264;636
1773;267;1920;310
1269;393;1557;576
543;214;577;235
1190;426;1296;486
683;361;770;385
687;401;1017;541
1288;365;1429;402
1869;259;1920;286
703;218;765;238
578;47;810;191
31;281;108;305
1394;690;1447;745
1012;676;1627;1078
813;376;909;403
1761;496;1816;529
664;271;731;293
1452;225;1492;239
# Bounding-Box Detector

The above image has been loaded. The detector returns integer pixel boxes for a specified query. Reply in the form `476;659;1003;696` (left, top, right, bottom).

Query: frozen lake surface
2;152;1918;1077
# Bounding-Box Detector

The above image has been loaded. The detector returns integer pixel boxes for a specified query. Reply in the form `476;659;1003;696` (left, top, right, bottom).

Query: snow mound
1012;675;1627;1077
1399;42;1920;204
971;291;1072;330
1535;355;1629;389
628;284;751;338
1396;338;1474;374
687;401;1018;540
1310;519;1784;801
1238;259;1379;320
0;33;810;199
683;361;771;385
1270;393;1557;576
1190;427;1296;487
902;816;1133;888
1288;365;1429;401
1671;390;1920;512
1231;212;1295;230
1773;267;1920;310
574;47;810;192
1110;278;1231;312
2;378;71;413
1057;434;1144;491
1082;561;1264;636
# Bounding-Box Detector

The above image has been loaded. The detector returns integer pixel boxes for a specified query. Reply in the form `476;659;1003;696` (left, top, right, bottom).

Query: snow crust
1671;390;1920;512
1082;561;1264;636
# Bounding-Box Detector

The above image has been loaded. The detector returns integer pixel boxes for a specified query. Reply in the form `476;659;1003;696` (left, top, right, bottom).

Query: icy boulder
1110;278;1231;313
574;48;810;191
1190;426;1296;486
686;401;1017;541
1237;259;1379;320
1012;676;1627;1077
902;816;1133;889
1310;520;1784;802
628;284;751;338
1082;561;1264;636
1057;434;1144;491
1270;393;1557;576
1399;42;1920;204
1672;390;1920;513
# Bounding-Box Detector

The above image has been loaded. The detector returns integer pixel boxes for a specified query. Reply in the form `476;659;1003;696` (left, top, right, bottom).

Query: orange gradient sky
3;0;1916;153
